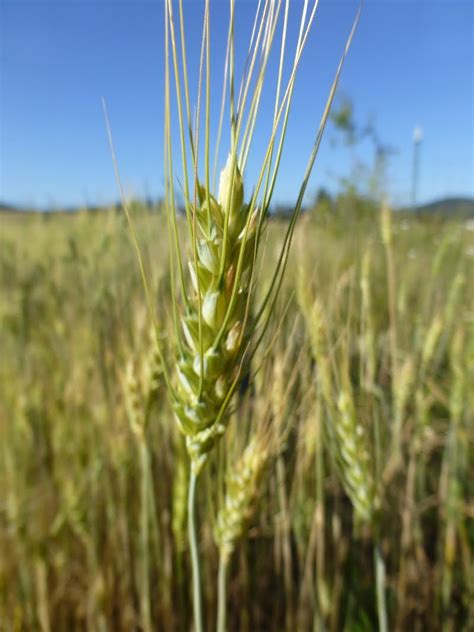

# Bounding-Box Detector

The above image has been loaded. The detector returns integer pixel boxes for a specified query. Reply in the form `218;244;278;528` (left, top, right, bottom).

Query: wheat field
1;204;473;630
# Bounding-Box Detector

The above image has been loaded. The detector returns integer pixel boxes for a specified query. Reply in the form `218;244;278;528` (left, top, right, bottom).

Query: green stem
139;439;152;632
217;553;228;632
188;469;204;632
374;540;388;632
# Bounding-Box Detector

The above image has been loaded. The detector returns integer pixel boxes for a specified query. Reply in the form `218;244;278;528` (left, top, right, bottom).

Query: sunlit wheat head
161;0;359;474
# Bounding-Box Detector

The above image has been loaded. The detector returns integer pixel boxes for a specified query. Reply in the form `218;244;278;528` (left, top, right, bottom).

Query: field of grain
1;205;473;630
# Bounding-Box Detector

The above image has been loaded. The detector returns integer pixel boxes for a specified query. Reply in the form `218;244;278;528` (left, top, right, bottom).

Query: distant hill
2;196;474;218
414;197;474;217
0;203;23;213
0;201;149;215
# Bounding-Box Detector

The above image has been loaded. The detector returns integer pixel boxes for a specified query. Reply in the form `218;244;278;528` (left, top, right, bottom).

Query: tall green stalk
217;554;229;632
374;540;388;632
139;439;152;632
188;470;204;632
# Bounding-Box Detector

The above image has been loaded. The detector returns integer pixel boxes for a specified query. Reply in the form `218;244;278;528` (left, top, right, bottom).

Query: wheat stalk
215;437;269;564
103;1;361;628
300;277;388;630
122;326;162;632
214;428;275;632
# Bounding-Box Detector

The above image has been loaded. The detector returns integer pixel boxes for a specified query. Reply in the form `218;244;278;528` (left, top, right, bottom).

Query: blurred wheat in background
1;1;473;631
2;201;473;630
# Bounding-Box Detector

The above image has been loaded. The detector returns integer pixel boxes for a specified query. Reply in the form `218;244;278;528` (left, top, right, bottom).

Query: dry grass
1;205;473;630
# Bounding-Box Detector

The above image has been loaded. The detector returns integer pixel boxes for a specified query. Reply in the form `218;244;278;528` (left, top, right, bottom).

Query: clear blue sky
1;0;473;209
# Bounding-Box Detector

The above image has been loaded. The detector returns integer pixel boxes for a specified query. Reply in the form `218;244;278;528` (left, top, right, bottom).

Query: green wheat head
215;436;269;561
172;158;256;471
158;0;360;475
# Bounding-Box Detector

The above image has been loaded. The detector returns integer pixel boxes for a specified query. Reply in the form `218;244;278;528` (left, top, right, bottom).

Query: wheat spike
172;157;258;473
215;437;269;562
335;389;376;524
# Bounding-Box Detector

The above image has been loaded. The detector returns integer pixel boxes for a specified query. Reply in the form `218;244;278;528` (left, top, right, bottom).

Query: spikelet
306;298;333;409
123;325;162;436
215;437;268;562
335;389;376;524
391;355;416;453
124;359;145;437
172;155;257;474
142;332;163;401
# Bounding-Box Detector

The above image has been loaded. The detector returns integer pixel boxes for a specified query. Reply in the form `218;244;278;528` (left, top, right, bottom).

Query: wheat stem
139;439;152;632
381;202;399;421
374;540;388;632
188;470;204;632
217;554;229;632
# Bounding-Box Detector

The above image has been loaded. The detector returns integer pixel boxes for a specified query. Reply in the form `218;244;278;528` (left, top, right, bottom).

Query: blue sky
1;0;473;209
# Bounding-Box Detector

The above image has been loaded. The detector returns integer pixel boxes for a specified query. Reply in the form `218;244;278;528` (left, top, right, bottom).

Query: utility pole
411;125;423;211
